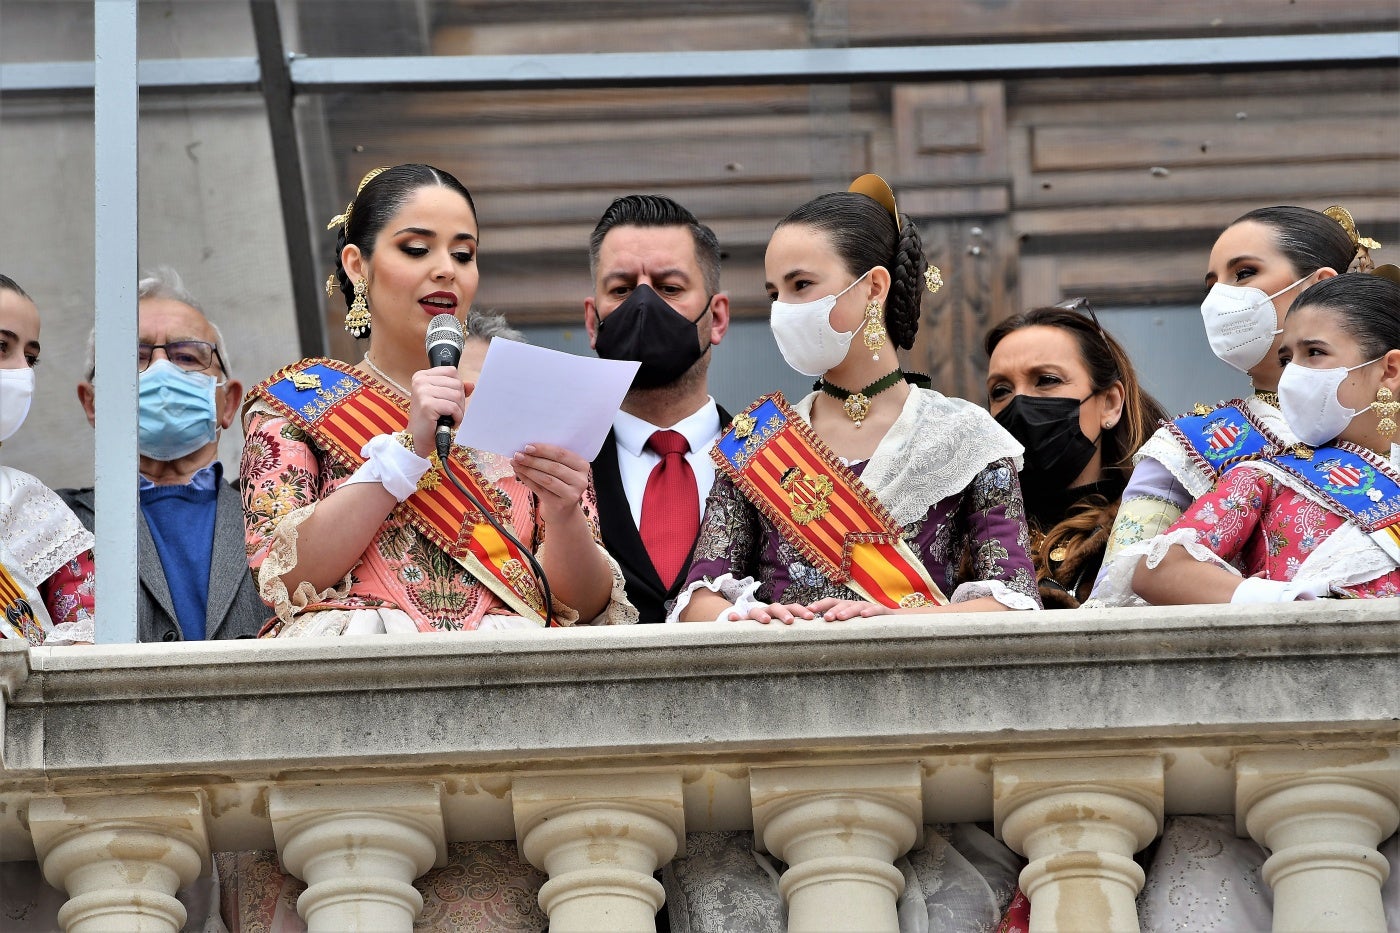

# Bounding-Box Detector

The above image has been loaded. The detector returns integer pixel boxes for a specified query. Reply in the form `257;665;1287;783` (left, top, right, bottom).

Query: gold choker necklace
1253;390;1279;408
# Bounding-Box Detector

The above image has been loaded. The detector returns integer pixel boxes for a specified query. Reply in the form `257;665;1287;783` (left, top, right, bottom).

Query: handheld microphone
425;313;465;462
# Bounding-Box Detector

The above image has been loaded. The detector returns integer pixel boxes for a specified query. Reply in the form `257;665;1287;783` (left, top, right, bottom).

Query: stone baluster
1237;749;1399;933
513;772;685;933
269;782;446;932
29;791;210;933
995;756;1163;933
749;762;923;933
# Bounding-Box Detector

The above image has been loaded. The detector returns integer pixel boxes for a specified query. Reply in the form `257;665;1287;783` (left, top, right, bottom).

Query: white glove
1230;576;1333;604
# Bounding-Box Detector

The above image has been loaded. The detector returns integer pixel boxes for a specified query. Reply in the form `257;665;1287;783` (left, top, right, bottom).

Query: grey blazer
57;481;269;641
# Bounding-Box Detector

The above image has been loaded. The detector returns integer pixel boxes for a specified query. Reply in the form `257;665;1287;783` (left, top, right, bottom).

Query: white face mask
1277;357;1380;447
1200;275;1309;373
0;367;34;444
769;269;872;376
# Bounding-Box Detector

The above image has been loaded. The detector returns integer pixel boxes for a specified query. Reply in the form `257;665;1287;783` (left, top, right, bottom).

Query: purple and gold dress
671;388;1041;620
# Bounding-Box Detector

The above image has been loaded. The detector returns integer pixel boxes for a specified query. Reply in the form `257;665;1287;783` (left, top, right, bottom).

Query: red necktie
640;429;700;588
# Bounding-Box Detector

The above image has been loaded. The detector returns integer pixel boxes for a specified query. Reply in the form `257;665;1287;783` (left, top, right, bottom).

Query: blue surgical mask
138;358;222;460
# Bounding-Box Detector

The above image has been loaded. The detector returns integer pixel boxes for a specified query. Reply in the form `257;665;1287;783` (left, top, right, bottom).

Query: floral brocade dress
0;465;95;645
1094;457;1400;605
241;393;634;635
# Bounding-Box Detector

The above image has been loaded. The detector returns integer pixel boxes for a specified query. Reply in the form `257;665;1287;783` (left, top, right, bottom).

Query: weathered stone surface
1;601;1396;865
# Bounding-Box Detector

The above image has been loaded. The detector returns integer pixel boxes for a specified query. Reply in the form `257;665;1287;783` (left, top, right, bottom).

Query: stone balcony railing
1;600;1396;932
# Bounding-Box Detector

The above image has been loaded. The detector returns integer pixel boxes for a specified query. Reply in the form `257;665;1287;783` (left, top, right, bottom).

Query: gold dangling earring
862;299;887;361
1370;386;1398;437
345;278;371;339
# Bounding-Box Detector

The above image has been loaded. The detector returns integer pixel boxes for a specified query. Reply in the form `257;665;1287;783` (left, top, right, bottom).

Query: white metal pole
92;0;139;644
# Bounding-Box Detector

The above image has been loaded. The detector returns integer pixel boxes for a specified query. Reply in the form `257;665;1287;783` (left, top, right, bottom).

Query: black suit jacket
58;481;270;642
593;405;731;624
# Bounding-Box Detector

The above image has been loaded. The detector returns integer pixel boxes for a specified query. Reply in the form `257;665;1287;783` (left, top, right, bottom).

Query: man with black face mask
584;195;731;623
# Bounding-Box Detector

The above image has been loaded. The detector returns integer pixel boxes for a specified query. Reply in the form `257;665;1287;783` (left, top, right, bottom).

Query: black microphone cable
437;449;557;626
424;312;556;624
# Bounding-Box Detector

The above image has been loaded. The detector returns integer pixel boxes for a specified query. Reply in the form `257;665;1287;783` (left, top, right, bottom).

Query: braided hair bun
777;186;930;348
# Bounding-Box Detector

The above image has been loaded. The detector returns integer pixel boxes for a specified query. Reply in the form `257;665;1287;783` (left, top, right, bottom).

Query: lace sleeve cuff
256;502;355;624
950;579;1039;611
43;618;95;646
1089;527;1237;608
666;573;761;623
533;539;636;627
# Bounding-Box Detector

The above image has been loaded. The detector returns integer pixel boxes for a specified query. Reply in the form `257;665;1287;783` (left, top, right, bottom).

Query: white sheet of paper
454;340;640;461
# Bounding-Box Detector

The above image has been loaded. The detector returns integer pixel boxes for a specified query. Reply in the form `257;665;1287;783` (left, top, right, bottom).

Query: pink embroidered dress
241;375;634;636
1094;453;1400;604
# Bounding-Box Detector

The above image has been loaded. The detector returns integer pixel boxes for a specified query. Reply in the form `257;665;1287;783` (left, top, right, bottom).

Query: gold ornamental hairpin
1324;205;1382;252
924;266;943;294
326;166;390;233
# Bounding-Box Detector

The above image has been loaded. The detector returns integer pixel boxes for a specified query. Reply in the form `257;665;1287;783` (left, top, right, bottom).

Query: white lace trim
793;388;1023;527
596;546;640;625
256;502;356;625
0;466;94;584
44;618;95;645
1134;396;1295;500
950;578;1039;611
667;573;760;623
1091;527;1235;607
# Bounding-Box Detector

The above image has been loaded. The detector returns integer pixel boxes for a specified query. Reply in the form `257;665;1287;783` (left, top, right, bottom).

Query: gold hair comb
848;173;900;229
326;166;390;233
1324;205;1382;252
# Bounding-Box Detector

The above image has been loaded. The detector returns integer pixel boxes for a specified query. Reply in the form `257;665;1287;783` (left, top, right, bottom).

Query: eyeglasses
138;340;226;374
1053;296;1108;344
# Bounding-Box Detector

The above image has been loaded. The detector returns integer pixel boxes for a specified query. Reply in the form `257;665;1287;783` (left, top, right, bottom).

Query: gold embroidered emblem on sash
502;558;545;614
732;412;757;439
291;372;322;391
780;467;834;525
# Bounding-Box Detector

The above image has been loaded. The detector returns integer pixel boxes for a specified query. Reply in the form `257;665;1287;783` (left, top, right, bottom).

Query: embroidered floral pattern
242;395;636;632
1167;466;1400;597
684;456;1039;609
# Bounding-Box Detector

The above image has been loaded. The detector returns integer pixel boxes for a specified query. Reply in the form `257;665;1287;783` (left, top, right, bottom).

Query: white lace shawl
792;388;1024;527
1091;455;1399;607
0;466;94;586
1135;395;1295;499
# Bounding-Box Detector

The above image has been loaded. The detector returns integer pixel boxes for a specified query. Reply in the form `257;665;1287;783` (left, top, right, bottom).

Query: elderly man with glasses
57;267;268;642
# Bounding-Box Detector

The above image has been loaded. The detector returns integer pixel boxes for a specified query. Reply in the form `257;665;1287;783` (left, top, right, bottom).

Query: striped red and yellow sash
251;358;551;625
713;393;947;609
0;560;46;645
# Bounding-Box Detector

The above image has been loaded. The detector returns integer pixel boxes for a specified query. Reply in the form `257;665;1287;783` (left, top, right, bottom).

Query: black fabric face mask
594;283;710;389
994;394;1099;497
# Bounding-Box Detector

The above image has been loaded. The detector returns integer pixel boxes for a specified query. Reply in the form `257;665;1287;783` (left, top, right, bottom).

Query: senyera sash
1165;400;1283;478
1264;440;1400;564
251;358;551;625
712;392;948;609
0;561;46;644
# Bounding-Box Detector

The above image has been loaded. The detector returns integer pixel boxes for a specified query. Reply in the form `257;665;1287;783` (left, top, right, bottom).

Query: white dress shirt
612;399;722;529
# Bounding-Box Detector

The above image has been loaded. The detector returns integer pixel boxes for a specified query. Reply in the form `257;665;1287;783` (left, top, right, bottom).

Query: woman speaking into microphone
240;164;633;635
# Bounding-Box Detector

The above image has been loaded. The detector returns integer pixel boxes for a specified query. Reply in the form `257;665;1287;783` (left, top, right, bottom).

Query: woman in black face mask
985;304;1166;607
